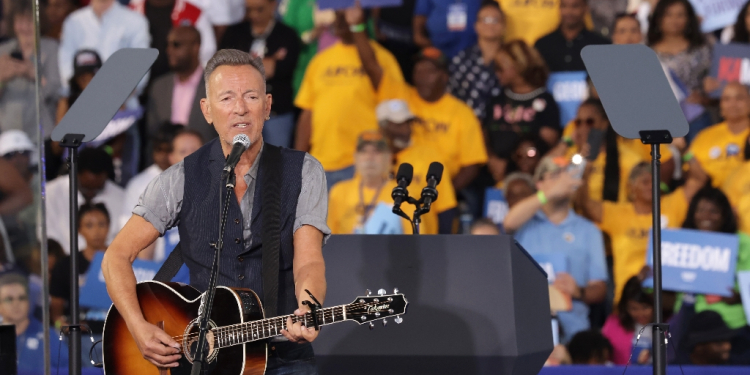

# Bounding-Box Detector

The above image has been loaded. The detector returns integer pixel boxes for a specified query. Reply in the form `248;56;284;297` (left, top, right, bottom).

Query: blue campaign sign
689;0;745;33
643;228;739;296
363;203;404;234
484;187;508;225
547;71;588;127
738;271;750;326
318;0;402;10
531;253;569;283
708;43;750;98
80;252;163;310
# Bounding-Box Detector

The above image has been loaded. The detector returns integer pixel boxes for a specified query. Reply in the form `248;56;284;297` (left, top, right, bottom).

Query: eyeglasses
1;295;28;304
575;118;596;127
478;16;501;25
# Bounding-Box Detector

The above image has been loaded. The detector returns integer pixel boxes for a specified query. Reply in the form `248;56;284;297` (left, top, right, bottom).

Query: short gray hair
502;172;535;197
204;49;266;96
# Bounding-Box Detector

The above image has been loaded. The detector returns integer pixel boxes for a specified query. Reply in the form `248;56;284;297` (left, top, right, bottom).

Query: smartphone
586;128;606;161
568;154;586;179
10;51;23;61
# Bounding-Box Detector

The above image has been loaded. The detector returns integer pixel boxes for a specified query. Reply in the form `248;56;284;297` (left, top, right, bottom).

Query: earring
266;115;270;120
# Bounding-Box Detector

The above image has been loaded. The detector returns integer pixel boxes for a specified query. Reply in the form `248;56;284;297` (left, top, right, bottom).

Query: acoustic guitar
102;281;408;374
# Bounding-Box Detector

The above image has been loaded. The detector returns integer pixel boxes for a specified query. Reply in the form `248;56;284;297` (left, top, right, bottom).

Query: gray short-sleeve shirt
133;145;331;248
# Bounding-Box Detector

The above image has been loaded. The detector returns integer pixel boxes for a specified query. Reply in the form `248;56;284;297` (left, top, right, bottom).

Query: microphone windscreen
427;162;444;184
232;134;251;148
396;163;414;185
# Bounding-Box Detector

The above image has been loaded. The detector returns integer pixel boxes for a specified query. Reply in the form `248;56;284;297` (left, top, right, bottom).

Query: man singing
102;49;329;374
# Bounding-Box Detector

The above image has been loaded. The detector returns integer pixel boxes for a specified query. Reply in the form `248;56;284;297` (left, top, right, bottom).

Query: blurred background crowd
2;0;750;371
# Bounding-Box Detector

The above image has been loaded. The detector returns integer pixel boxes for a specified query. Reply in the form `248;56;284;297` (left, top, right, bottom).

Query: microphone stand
190;169;235;375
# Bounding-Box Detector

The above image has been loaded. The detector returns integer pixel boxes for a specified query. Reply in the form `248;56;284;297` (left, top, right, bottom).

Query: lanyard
357;179;387;227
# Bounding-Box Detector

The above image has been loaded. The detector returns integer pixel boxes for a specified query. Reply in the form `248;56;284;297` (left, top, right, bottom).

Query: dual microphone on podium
391;162;444;235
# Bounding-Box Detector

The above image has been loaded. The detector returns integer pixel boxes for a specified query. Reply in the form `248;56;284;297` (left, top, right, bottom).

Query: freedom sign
643;228;738;296
708;43;750;98
689;0;745;32
318;0;402;9
484;187;508;225
547;71;588;128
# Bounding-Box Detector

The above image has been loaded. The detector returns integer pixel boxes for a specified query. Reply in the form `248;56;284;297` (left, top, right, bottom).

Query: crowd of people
3;0;750;370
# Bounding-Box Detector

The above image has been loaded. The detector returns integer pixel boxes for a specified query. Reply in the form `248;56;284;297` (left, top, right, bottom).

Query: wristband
536;190;548;205
682;151;694;162
660;181;670;193
349;24;366;33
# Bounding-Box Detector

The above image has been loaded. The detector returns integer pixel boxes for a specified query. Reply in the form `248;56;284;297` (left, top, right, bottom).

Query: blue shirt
17;318;69;374
514;210;608;343
414;0;479;58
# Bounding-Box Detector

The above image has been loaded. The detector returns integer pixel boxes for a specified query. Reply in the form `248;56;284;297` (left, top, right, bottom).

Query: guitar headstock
345;288;408;329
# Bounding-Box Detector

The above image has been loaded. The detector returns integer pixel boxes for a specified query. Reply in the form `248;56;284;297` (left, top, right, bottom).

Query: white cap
0;130;35;156
376;99;415;125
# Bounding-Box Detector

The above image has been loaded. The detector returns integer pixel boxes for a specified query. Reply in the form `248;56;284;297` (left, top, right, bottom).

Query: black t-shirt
483;88;560;159
145;2;174;81
534;28;610;72
219;20;301;115
50;251;91;315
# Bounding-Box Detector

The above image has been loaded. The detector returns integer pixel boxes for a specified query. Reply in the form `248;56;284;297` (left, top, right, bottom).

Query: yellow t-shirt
380;75;488;179
394;143;458;234
295;41;404;171
738;194;750;235
600;190;689;303
689;122;750;187
328;176;412;235
497;0;594;46
721;161;750;207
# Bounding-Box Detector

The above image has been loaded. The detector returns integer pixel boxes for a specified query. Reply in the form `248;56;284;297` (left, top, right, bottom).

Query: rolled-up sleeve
132;161;185;235
294;154;331;243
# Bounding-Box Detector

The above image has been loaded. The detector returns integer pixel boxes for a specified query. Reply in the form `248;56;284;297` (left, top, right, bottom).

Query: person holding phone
0;0;61;138
504;156;608;343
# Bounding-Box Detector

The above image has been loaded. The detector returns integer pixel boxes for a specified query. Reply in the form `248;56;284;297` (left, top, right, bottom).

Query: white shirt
45;175;125;254
128;0;217;67
120;164;162;230
58;2;151;97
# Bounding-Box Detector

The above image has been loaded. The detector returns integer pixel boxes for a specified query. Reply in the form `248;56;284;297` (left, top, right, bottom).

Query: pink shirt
171;67;203;125
601;314;635;365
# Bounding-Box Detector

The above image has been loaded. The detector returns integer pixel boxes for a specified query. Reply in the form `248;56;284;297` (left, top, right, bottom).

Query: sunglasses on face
478;16;501;25
575;118;596;127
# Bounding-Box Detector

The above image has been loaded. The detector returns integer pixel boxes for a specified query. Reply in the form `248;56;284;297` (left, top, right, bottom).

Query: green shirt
281;0;317;95
676;231;750;329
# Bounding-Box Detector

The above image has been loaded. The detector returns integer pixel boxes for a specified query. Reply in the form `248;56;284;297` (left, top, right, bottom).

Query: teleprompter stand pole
640;130;672;375
60;134;84;375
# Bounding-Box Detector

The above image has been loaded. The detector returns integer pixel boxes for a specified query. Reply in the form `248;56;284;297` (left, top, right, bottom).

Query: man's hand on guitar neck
131;319;182;367
281;308;320;343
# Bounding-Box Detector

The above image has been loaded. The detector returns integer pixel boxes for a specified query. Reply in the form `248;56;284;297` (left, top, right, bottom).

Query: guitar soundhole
182;319;219;364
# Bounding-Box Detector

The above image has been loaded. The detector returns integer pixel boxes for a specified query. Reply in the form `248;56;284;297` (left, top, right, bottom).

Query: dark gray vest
179;139;305;316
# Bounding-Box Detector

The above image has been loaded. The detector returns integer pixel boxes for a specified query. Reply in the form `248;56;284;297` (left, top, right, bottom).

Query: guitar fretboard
212;305;347;349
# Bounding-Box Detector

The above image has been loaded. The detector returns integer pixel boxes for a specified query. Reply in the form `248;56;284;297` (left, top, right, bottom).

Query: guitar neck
212;305;348;349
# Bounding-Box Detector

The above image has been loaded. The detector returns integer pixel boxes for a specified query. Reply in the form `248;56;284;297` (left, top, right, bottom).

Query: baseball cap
356;130;388;152
376;99;416;125
414;47;448;71
533;156;569;183
73;49;103;78
0;130;35;156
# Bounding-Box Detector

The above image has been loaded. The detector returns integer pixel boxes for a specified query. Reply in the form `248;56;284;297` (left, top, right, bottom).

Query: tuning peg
393;288;399;294
366;289;371;296
394;316;403;324
382;319;388;327
369;322;375;330
377;288;386;296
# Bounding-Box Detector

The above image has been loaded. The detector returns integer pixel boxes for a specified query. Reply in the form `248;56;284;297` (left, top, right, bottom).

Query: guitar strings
166;301;393;346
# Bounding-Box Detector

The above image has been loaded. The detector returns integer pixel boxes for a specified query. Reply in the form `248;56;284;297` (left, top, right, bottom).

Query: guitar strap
153;145;284;318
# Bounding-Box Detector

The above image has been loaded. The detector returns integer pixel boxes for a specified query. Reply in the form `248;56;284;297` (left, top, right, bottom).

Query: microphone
223;134;251;173
391;163;413;209
420;162;443;212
